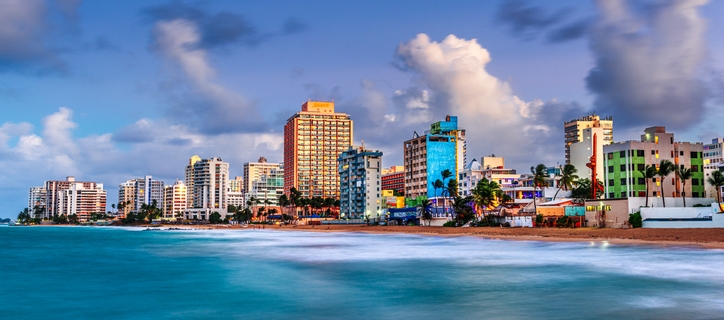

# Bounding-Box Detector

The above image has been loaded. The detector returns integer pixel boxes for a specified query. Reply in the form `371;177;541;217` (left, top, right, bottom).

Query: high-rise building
564;114;613;166
338;146;382;220
243;157;279;194
381;166;404;195
28;186;46;211
227;176;244;209
403;115;466;200
185;155;201;207
246;165;284;207
185;157;229;220
603;126;705;199
44;176;106;221
117;181;135;217
163;179;187;219
283;100;353;200
118;176;164;212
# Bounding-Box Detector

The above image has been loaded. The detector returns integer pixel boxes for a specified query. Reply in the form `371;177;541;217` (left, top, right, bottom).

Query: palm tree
447;179;458;198
278;194;290;216
440;169;453;215
433;179;443;201
656;160;675;207
451;196;474;226
17;208;31;224
639;164;657;207
32;205;45;220
531;164;547;214
553;164;578;199
707;171;724;212
417;199;432;226
676;166;692;207
472;178;502;217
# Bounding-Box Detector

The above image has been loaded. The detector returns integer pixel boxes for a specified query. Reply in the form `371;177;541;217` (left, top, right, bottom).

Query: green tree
707;171;724;212
447;178;458;198
553;164;578;199
472;178;503;216
17;208;31;224
657;160;675;207
628;212;642;228
53;214;69;224
209;212;222;224
440;169;453;215
278;194;290;215
530;164;548;214
68;214;79;224
676;166;693;207
451;196;475;226
417;199;432;226
433;179;444;201
228;204;237;213
32;205;45;220
638;165;657;207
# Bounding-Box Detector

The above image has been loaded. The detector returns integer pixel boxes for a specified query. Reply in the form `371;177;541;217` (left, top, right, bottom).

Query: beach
193;224;724;249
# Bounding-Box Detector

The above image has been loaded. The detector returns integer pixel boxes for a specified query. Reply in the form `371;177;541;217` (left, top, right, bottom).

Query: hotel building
185;157;229;220
283;100;353;199
381;166;404;195
227;176;244;209
44;176;106;221
185;155;201;207
564;115;613;175
338;146;383;220
246;165;284;207
118;176;165;213
603;126;704;199
163;179;187;219
28;186;47;211
403;115;466;199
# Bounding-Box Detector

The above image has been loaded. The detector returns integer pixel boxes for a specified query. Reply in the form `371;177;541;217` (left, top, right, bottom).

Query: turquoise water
1;226;723;319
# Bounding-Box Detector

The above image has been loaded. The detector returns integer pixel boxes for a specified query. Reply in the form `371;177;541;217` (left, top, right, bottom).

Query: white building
564;114;613;165
227;176;244;209
243;157;280;196
118;176;164;212
185;157;229;220
28;186;46;211
570;126;607;181
163;179;187;219
45;176;106;221
481;156;519;187
246;166;284;207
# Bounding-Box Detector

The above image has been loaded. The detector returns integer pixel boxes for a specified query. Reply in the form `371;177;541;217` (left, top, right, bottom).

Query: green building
603;126;705;199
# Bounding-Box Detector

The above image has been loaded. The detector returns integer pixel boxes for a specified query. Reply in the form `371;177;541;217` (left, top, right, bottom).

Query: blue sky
1;0;723;218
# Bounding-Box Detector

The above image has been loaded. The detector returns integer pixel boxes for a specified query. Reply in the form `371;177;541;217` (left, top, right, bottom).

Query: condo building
117;176;165;212
227;176;244;209
185;157;229;220
243;157;277;194
603;126;704;199
403;115;466;199
246;165;284;207
28;186;46;211
185;155;201;207
381;166;405;195
564;115;613;173
163;179;187;219
283;100;353;199
44;176;106;221
338;146;383;220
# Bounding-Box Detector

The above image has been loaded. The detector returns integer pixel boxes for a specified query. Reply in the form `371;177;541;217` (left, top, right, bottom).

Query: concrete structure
117;181;135;217
481;156;519;187
283;100;353;199
185;157;229;220
338;146;383;220
185;155;201;207
163;179;187;219
570;126;607;181
243;157;279;194
227;176;244;209
381;165;404;195
28;186;46;211
246;165;284;207
584;197;715;228
403;115;466;199
44;176;106;221
118;176;164;212
641;204;724;228
564;114;613;165
703;138;724;198
459;159;482;197
603;126;705;199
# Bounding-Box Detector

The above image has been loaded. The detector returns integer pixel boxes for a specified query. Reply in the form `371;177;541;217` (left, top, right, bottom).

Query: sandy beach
195;224;724;249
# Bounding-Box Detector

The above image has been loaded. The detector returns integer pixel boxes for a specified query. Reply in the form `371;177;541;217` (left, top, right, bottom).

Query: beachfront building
118;176;165;212
381;165;404;195
459;159;482;197
403;115;466;203
246;165;285;207
703;138;724;198
44;176;106;221
117;181;135;217
163;180;187;219
243;157;278;194
283;100;353;200
603;126;705;200
185;155;201;207
28;186;46;211
481;156;519;187
184;157;230;220
227;176;244;209
565;115;613;179
338;146;383;220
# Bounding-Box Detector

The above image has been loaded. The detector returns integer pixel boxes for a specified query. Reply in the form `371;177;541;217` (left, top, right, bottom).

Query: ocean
1;226;723;319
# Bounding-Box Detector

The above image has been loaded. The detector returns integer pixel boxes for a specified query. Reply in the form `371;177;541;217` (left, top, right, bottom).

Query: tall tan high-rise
564;114;613;164
283;100;353;200
185;155;201;207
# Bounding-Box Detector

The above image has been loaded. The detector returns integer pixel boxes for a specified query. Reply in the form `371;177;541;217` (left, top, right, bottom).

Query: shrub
628;212;642;228
442;221;456;227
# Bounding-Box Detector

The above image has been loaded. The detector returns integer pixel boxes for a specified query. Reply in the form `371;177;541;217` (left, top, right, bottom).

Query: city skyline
2;0;724;218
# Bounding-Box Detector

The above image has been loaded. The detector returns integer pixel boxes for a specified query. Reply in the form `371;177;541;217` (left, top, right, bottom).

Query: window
691;151;698;158
619;150;626;157
609;192;615;198
671;151;674;158
692;192;700;198
637;164;645;171
620;164;626;171
672;179;675;185
637;150;645;157
608;166;614;173
609;179;614;186
692;165;699;172
670;137;674;144
692;178;699;186
680;151;684;156
608;153;614;160
621;178;627;185
638;178;645;185
621;192;626;198
651;150;656;155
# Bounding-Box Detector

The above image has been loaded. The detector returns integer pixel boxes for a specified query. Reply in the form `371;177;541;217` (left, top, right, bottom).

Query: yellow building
283;101;353;199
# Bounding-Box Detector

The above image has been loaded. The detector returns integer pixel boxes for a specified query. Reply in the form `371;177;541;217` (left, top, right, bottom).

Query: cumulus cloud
0;0;80;73
150;19;268;134
585;0;709;130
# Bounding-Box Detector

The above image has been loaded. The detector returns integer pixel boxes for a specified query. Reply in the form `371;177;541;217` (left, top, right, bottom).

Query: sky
1;0;723;218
